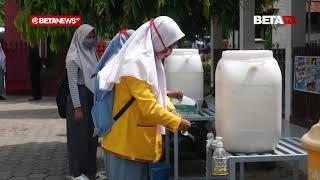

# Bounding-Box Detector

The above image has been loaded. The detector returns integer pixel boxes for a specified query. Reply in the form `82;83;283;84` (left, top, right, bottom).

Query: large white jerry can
215;50;282;153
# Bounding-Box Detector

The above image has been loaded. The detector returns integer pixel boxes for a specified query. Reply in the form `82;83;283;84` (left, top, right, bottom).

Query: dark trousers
30;58;42;99
66;85;98;178
0;68;5;96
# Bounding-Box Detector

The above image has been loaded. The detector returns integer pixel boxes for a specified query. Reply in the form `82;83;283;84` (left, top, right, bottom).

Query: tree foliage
14;0;276;53
0;0;4;27
15;0;162;52
15;0;82;52
160;0;210;40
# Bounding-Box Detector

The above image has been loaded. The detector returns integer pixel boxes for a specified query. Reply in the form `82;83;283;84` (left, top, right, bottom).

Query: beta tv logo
254;15;296;25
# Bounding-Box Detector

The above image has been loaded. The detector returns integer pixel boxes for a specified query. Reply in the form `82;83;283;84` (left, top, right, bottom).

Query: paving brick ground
0;96;105;180
0;96;309;180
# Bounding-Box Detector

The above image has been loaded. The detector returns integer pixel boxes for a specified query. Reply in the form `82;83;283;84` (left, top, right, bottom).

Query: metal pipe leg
229;161;236;180
239;162;244;180
292;161;299;180
206;144;212;179
165;130;170;164
174;130;179;180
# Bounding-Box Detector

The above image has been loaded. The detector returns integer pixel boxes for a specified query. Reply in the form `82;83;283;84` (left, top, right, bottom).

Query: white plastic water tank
215;50;282;153
164;49;203;101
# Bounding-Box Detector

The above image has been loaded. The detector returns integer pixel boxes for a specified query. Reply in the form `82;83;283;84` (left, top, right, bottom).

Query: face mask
83;37;97;49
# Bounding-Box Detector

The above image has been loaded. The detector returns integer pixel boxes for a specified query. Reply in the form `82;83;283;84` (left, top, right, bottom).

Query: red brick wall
4;0;31;94
3;1;107;95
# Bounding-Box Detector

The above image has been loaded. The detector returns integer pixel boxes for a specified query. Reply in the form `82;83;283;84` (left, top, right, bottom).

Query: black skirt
66;85;98;178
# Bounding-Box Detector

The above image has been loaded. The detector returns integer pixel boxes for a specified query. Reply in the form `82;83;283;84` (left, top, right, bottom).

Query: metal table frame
206;137;307;180
165;108;215;180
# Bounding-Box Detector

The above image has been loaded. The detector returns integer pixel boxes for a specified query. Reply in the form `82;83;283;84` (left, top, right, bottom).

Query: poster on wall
294;56;320;94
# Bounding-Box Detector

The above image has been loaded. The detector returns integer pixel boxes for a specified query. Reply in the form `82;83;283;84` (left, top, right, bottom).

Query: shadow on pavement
0;108;61;119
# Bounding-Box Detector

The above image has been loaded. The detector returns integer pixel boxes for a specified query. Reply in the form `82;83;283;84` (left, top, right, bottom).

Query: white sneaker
71;176;79;180
80;174;90;180
72;174;90;180
71;176;81;180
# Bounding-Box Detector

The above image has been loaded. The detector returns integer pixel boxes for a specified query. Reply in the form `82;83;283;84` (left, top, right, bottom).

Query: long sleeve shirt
101;76;181;162
0;45;5;71
66;60;84;108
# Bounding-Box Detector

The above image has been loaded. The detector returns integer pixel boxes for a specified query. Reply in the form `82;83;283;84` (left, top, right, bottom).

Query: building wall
240;0;255;49
3;0;31;94
272;0;292;49
273;0;306;47
292;0;306;47
273;0;306;121
4;1;68;95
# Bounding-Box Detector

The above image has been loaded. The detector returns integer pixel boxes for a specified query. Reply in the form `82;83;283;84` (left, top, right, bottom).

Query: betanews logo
254;15;297;25
30;16;81;26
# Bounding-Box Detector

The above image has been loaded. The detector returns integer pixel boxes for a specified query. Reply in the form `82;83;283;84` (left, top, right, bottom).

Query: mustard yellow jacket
101;76;181;162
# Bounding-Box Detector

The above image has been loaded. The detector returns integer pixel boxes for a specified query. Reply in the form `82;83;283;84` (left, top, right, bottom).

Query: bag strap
113;97;135;120
61;70;69;94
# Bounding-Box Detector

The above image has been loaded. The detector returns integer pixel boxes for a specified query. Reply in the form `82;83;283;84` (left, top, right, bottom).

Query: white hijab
99;16;185;134
66;24;98;92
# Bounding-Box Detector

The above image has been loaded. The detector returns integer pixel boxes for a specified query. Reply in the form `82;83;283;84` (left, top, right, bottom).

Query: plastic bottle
215;137;222;144
206;133;215;149
207;132;214;140
211;136;222;149
212;141;229;176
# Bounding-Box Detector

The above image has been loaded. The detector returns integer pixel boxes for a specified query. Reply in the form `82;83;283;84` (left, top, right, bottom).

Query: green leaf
202;0;210;18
